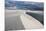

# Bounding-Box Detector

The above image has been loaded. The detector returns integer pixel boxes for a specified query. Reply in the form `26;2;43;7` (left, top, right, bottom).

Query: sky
9;0;44;2
5;0;44;10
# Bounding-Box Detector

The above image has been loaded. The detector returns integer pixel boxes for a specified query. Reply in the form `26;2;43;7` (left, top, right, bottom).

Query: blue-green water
26;12;44;25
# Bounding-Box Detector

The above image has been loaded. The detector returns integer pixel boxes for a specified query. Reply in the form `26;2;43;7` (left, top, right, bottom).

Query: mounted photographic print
5;0;44;31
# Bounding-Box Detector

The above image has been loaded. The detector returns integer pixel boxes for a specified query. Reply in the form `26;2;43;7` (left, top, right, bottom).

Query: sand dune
5;10;43;31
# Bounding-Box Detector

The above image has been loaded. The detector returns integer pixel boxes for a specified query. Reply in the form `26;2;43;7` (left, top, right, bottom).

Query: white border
0;0;4;31
0;0;45;31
